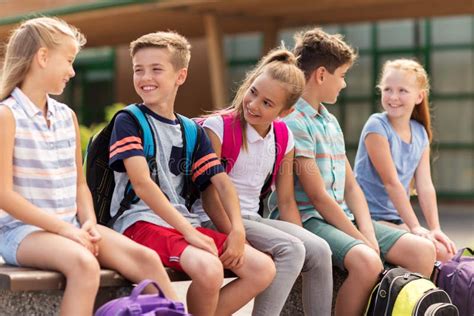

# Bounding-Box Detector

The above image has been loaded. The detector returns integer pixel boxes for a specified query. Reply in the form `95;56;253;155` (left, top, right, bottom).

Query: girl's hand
81;220;101;256
81;220;102;242
431;229;457;255
57;223;97;255
184;229;218;256
219;228;245;269
411;226;433;241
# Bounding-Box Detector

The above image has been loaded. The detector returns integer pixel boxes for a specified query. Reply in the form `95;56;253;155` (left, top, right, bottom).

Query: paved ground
417;202;474;248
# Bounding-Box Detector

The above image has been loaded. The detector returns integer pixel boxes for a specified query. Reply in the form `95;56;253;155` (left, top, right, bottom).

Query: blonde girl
0;17;178;315
354;59;457;262
192;48;333;316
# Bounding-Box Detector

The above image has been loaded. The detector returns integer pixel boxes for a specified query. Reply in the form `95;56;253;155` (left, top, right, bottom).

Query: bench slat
0;263;236;292
0;264;130;291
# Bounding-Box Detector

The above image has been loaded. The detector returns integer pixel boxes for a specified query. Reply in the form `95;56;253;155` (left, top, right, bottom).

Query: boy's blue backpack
84;104;201;227
95;279;189;316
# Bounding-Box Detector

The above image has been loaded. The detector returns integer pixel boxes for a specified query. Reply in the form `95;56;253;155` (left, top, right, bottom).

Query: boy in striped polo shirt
109;31;275;316
270;28;436;315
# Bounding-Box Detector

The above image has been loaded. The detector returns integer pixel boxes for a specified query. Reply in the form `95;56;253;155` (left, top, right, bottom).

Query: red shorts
124;221;227;271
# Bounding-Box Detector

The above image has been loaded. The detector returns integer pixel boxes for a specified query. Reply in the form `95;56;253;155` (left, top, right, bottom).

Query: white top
191;115;294;220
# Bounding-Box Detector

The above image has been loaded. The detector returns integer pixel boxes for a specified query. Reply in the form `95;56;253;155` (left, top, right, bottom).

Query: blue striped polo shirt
275;97;354;222
0;88;78;233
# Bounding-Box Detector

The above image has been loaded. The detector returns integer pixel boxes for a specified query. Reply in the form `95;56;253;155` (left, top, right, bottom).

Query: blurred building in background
0;0;472;200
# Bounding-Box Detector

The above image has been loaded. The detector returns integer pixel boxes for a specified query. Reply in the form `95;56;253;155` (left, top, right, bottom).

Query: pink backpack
196;112;289;199
221;112;288;196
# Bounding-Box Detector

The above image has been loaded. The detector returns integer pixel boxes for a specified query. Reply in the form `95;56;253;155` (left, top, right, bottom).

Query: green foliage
104;103;126;122
79;103;125;156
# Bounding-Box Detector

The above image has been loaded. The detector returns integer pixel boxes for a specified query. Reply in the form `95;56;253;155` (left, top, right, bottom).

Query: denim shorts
304;217;407;269
0;219;80;266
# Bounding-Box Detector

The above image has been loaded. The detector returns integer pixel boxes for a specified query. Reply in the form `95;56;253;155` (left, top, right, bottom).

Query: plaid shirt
284;98;354;222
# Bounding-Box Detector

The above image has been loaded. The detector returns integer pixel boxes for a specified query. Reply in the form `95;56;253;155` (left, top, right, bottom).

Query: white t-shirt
191;115;294;221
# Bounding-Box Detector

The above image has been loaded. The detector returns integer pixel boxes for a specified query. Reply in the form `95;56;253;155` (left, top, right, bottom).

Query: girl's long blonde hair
0;17;86;100
211;47;305;149
379;59;432;143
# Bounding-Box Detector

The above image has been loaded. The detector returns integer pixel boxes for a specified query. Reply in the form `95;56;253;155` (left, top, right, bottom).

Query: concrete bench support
0;286;132;315
281;266;348;315
0;264;234;315
0;264;133;315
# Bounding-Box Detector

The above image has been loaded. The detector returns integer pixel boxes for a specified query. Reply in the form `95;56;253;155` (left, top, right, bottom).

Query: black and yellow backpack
365;267;458;316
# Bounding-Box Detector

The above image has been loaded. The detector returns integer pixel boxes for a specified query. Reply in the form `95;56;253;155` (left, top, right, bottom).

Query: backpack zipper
426;304;442;316
452;261;473;313
468;277;474;315
413;288;451;315
383;275;406;315
384;272;424;315
424;303;455;316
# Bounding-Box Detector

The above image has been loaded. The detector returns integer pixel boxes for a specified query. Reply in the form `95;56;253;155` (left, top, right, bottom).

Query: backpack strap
176;114;201;209
108;104;157;227
260;120;289;197
177;114;199;174
126;104;155;159
122;104;158;194
221;112;242;173
257;120;289;216
453;247;474;261
271;120;289;187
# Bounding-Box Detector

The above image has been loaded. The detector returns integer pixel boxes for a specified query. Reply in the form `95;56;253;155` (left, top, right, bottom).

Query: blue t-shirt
108;104;224;233
354;112;429;221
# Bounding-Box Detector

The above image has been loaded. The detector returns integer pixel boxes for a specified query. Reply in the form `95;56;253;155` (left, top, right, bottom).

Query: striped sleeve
109;112;145;172
192;125;224;190
285;116;315;159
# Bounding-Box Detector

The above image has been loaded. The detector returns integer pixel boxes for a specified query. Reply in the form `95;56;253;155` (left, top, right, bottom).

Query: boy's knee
347;248;383;280
361;254;383;277
250;252;276;288
137;247;165;273
137;246;162;265
188;255;223;291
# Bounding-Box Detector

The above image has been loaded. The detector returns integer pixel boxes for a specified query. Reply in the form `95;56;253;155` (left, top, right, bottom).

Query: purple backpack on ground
95;279;190;316
433;247;474;316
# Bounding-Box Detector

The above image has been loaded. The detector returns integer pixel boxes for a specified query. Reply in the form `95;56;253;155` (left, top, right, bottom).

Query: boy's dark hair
293;27;357;80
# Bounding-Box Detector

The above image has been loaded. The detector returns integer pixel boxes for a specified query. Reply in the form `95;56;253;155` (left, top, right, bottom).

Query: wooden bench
0;262;345;315
0;263;128;315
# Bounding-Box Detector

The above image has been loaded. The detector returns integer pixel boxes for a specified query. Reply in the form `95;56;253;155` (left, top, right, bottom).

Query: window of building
55;47;115;126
